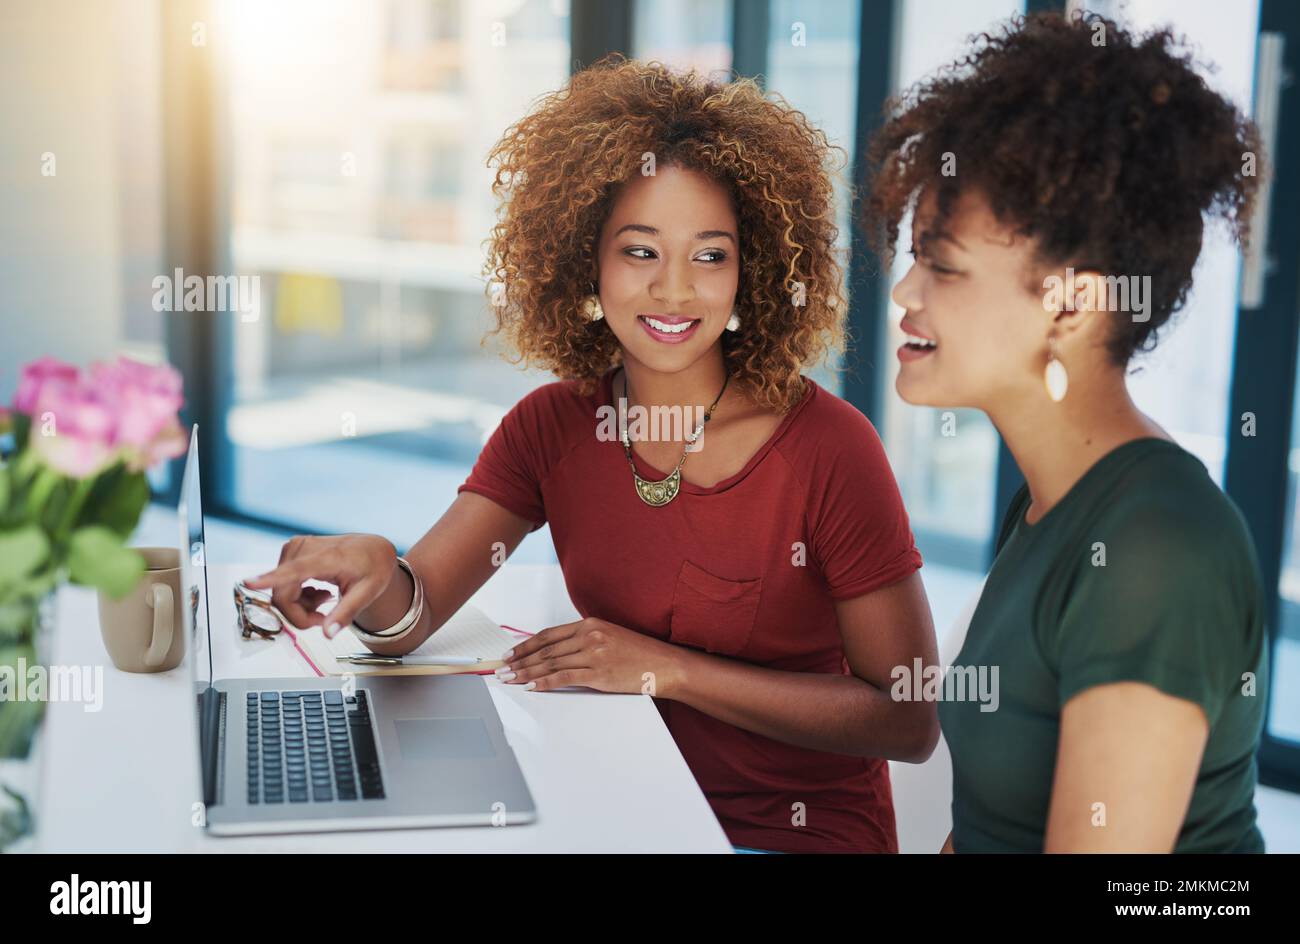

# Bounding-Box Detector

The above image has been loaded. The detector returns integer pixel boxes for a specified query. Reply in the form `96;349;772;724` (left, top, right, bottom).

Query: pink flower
13;355;187;477
89;357;187;470
24;372;118;477
13;356;80;416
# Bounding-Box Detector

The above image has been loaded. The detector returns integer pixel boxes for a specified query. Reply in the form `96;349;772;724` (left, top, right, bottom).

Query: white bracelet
352;556;424;644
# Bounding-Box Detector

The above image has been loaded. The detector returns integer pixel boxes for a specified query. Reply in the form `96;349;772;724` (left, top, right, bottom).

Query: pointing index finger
244;558;312;593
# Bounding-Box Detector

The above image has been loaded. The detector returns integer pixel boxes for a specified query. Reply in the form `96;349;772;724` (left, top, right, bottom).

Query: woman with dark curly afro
868;11;1269;853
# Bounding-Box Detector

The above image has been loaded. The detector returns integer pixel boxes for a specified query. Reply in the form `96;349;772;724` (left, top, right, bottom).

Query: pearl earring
1044;336;1068;402
725;311;741;332
582;294;604;322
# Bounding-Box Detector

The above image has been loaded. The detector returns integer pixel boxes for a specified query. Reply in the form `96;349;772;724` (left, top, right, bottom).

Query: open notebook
288;604;520;677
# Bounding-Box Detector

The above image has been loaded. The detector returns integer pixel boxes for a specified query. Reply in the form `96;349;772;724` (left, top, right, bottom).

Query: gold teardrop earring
1044;335;1069;402
582;293;604;322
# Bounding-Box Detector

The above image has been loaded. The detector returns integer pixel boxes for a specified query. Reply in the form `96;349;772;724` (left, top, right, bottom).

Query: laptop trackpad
394;717;496;760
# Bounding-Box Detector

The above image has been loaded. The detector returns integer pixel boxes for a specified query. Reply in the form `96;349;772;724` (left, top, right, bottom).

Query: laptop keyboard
245;688;385;805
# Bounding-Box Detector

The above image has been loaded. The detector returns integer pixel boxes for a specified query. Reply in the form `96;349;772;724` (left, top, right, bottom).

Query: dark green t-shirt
939;438;1269;853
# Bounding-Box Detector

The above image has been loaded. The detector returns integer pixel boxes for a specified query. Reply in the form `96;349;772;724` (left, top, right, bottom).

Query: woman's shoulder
1083;440;1262;586
779;374;886;456
490;373;612;467
771;375;903;501
1101;441;1247;533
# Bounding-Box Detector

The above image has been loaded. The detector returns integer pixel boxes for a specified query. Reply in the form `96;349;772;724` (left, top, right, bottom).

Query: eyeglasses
233;581;294;640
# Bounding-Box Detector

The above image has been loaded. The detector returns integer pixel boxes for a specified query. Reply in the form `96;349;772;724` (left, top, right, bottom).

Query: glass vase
0;590;55;853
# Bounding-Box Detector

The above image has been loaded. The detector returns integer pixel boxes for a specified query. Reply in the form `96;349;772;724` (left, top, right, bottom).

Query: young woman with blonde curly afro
245;55;939;854
471;53;942;854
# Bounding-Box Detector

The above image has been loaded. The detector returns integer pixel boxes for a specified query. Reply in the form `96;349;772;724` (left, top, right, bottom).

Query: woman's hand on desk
497;617;683;695
241;533;398;637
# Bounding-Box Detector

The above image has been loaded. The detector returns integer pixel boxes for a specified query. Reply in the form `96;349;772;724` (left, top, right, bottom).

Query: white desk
36;563;731;852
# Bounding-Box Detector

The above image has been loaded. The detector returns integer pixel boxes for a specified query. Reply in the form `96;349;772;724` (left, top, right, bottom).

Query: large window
218;0;569;560
766;0;861;398
633;0;732;74
1276;368;1300;743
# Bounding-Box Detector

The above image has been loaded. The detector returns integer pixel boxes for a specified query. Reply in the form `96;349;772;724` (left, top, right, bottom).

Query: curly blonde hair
482;54;848;413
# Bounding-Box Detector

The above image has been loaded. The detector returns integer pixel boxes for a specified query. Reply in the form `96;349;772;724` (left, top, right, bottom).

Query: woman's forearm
350;494;536;657
661;644;937;762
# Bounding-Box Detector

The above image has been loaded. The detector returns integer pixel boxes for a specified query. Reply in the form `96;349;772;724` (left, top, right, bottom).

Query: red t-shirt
458;366;923;852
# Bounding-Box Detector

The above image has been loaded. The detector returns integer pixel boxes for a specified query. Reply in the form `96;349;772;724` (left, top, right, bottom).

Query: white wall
0;0;163;399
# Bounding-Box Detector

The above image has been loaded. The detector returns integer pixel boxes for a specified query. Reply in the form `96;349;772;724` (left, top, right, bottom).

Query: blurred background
1;0;1298;803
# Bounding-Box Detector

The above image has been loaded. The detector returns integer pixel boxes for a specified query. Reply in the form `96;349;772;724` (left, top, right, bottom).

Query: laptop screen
178;424;225;809
177;424;213;687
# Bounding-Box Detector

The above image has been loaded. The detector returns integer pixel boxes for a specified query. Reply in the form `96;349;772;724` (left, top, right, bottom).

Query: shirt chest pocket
668;559;764;657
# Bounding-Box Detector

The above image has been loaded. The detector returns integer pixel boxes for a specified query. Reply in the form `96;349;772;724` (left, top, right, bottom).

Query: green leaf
23;468;59;528
67;527;144;599
0;782;35;850
0;465;9;514
81;466;150;539
0;598;37;643
0;528;49;589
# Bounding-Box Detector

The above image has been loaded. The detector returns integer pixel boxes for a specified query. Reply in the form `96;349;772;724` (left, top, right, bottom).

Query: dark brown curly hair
482;54;848;412
865;11;1261;364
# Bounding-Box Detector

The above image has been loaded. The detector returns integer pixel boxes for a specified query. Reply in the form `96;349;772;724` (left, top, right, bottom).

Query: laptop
177;424;537;836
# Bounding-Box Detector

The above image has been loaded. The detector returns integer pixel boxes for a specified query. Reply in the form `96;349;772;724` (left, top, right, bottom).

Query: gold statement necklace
619;367;730;507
